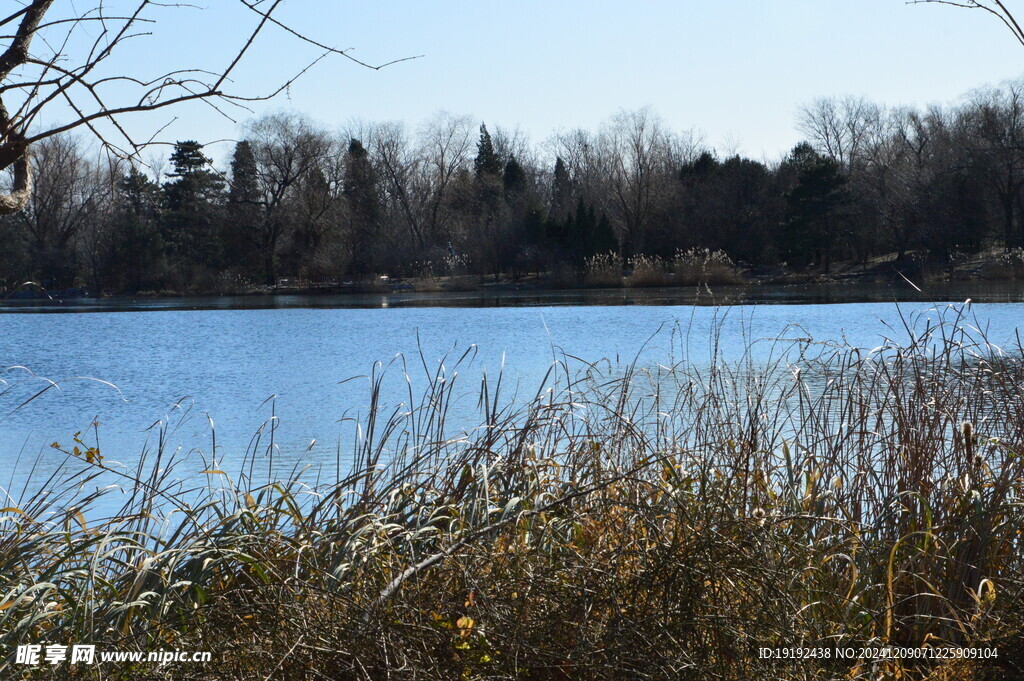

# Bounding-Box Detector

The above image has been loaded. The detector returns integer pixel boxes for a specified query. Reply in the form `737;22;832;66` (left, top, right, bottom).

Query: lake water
2;283;1022;497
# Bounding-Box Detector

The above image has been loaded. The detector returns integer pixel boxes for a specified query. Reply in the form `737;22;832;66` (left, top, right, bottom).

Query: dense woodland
6;79;1024;293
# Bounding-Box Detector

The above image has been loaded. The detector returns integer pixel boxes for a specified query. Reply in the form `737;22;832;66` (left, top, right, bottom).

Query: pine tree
168;141;207;177
343;138;380;275
162;140;224;274
111;167;165;291
121;167;161;219
783;143;849;271
551;156;572;221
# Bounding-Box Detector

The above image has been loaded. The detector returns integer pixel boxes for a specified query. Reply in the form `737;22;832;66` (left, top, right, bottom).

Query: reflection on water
1;280;1023;314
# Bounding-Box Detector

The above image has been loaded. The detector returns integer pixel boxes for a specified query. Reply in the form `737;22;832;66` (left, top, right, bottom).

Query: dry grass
625;254;669;287
582;252;623;287
1;305;1022;680
673;248;744;285
979;247;1024;280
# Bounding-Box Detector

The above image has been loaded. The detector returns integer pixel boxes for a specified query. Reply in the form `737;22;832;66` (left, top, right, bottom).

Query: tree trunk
0;149;32;215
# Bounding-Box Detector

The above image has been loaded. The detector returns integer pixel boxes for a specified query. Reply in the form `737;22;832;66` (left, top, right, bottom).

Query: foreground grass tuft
2;306;1023;680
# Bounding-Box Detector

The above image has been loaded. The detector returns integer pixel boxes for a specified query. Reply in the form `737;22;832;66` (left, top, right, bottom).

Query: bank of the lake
3;278;1024;315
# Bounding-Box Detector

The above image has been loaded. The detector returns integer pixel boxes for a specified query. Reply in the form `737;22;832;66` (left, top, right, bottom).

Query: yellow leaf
456;616;474;638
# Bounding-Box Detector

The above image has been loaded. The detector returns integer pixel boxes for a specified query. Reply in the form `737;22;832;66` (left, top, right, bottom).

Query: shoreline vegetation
10;81;1024;302
2;307;1022;680
6;246;1024;302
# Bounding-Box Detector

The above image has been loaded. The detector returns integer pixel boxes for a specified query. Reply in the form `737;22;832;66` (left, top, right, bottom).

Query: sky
26;0;1024;165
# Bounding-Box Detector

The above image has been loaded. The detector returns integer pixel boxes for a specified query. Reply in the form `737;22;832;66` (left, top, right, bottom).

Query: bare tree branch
0;1;414;214
911;0;1024;47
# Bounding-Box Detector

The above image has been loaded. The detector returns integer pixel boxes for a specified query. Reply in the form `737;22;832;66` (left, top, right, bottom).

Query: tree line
6;79;1024;294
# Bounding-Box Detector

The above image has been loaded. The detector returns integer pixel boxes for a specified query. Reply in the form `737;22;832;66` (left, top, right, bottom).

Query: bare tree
372;121;426;248
963;81;1024;247
15;134;114;286
546;127;601;210
599;108;678;254
247;112;335;284
0;1;412;214
798;96;883;177
417;112;474;247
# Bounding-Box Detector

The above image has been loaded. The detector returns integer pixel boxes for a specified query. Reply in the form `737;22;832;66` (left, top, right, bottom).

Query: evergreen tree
567;198;596;265
592;213;617;255
110;167;166;291
503;155;526;197
474;124;502;179
225;140;261;275
228;141;259;206
679;151;719;181
551;156;572;221
168;141;208;179
782;143;849;271
343;138;380;275
472;124;506;273
121;166;162;218
162;140;224;276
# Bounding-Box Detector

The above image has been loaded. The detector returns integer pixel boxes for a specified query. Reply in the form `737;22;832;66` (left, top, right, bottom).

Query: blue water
0;296;1020;499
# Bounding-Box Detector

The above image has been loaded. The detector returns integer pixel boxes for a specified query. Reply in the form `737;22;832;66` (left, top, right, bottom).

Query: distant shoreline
8;248;1024;307
3;278;1024;314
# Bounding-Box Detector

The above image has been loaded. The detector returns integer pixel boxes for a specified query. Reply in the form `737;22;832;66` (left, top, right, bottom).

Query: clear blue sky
72;0;1024;163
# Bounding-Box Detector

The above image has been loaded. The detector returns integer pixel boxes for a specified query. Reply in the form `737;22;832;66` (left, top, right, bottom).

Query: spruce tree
474;124;502;179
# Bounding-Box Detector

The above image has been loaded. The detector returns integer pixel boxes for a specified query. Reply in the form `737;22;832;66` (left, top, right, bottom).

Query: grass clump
1;305;1023;680
980;247;1024;280
672;247;743;285
625;254;669;287
582;252;622;287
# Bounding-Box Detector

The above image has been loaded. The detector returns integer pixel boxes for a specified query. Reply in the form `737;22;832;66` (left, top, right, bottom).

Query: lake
2;283;1022;496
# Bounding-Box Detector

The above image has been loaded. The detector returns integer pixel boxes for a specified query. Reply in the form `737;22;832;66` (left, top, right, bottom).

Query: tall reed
1;304;1021;680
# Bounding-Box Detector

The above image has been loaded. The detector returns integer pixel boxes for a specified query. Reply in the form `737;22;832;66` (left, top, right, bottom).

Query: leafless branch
0;0;414;214
911;0;1024;47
